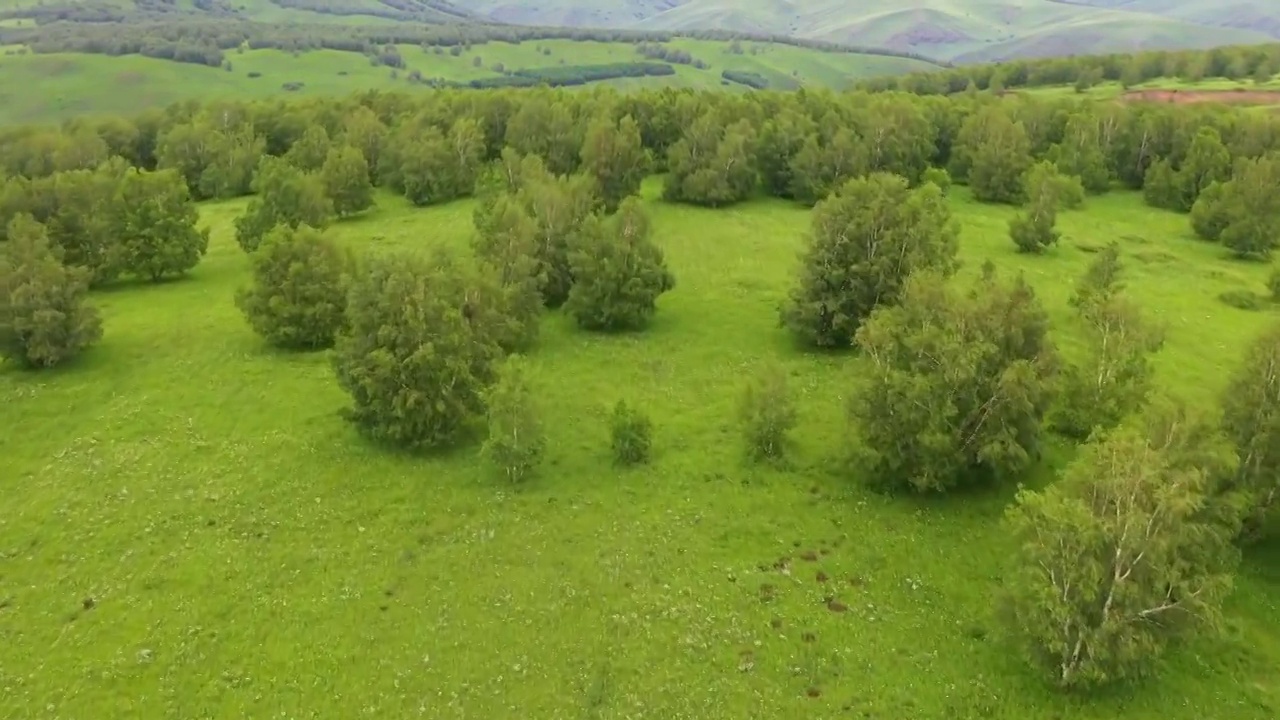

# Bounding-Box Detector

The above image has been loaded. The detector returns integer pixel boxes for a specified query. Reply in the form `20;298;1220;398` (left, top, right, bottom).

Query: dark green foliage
284;125;332;172
481;355;546;483
1221;323;1280;537
1051;109;1112;194
579;114;647;213
1144;129;1232;213
504;95;583;176
518;165;599;308
1190;181;1231;242
383;117;486;206
116;168;209;281
156;117;264;200
471;194;544;351
1215;155;1280;259
1009;161;1084;254
332;250;504;450
664;113;758;207
610;400;652;466
1055;249;1164;439
465;62;675;89
1219;289;1265;311
721;70;769;89
320;145;374;217
788;128;869;206
234;157;333;253
235;225;350;350
0;214;102;368
1269;269;1280;301
739;362;798;461
782;173;958;348
953;105;1033;204
922;166;951;194
1007;404;1238;688
757;109;818;199
850;264;1056;492
565;198;674;332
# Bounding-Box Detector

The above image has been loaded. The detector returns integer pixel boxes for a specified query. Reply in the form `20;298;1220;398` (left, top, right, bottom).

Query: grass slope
468;0;1280;62
0;39;937;126
1;179;1278;719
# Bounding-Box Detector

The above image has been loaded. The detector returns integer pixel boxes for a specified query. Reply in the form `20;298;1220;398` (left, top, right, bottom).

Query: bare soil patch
1122;88;1280;106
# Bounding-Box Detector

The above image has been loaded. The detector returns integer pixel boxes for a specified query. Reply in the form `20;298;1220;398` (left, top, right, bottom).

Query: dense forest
2;73;1280;692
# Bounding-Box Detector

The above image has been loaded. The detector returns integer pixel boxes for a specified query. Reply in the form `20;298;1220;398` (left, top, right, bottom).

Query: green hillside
467;0;1280;61
0;38;938;126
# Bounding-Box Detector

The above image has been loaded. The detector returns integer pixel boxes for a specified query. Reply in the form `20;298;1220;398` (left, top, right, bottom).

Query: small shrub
247;71;262;78
1219;289;1264;311
449;46;462;57
281;82;304;91
610;400;652;465
740;363;798;461
481;355;546;483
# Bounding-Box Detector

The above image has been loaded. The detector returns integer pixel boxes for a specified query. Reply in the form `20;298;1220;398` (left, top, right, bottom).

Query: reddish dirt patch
1122;89;1280;106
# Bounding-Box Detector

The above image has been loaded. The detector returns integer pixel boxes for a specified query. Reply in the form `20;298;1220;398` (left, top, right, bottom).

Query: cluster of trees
864;42;1280;95
3;65;1280;693
635;42;705;68
720;70;770;90
462;62;676;89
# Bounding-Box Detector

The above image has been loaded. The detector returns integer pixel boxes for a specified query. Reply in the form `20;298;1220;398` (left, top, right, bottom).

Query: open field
1;179;1278;719
466;0;1280;62
1022;77;1280;111
0;39;938;125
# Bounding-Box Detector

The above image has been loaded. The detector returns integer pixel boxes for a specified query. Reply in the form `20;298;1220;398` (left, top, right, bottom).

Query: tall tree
235;225;350;350
234;157;333;253
850;263;1056;492
284;126;333;173
471;194;544;351
952;104;1033;204
1221;322;1280;538
1052;108;1112;194
0;214;102;368
1009;161;1085;254
579;114;647;213
116;168;210;281
664;113;758;207
481;355;547;483
565;198;675;332
782;173;958;348
320;145;374;218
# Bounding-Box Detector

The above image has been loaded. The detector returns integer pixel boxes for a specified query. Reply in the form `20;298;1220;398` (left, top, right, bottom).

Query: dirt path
1121;89;1280;105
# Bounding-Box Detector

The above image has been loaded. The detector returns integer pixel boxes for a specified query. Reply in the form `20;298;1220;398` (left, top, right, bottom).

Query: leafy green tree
756;108;818;199
116;168;209;281
234;157;334;253
922;167;952;194
610;399;652;465
504;94;582;176
788;128;870;206
1006;405;1238;688
1051;109;1112;194
579;114;647;213
860;94;937;184
471;194;544;351
320;145;374;218
850;263;1056;492
385;118;485;206
481;355;546;483
339;106;388;181
0;214;102;368
664;114;758;207
235;225;350;350
565;198;674;332
1055;248;1164;438
156;119;264;200
1218;155;1280;259
1221;322;1280;538
519;167;599;308
32;161;127;285
1009;161;1084;254
739;362;798;461
953;105;1033;204
284;126;333;172
782;174;958;348
1190;181;1232;242
333;249;503;450
1145;128;1232;212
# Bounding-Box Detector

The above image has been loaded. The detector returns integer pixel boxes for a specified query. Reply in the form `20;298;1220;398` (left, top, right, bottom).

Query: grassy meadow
0;39;939;125
1;177;1278;719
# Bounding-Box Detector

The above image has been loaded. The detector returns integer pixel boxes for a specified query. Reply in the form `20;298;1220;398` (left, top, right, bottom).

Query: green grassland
2;179;1278;719
467;0;1280;62
0;39;938;125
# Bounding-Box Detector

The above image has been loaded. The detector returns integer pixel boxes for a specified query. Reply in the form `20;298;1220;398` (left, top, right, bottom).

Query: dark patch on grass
826;598;848;613
770;617;783;629
816;571;829;583
759;583;777;603
1219;289;1265;311
819;548;830;556
799;550;818;562
802;631;816;643
379;604;388;612
772;556;790;571
1074;241;1102;253
114;71;145;85
81;596;95;610
1133;250;1178;265
966;625;988;641
847;575;865;587
792;539;801;547
0;597;12;611
809;485;819;494
806;687;822;698
1120;234;1149;244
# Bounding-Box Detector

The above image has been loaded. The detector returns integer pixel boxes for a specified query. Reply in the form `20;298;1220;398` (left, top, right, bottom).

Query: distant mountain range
463;0;1280;62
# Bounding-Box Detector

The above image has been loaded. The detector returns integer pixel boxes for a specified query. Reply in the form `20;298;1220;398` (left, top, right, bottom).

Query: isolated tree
664;114;758;207
284;126;332;172
471;194;544;351
1009;161;1084;254
116;168;209;281
739;362;798;461
782;173;959;348
1217;155;1280;259
1220;322;1280;538
0;214;102;368
1006;405;1238;688
481;355;546;483
1189;181;1232;242
235;225;350;350
580;114;647;213
565;198;675;332
610;399;652;465
850;264;1056;492
953;105;1033;204
333;249;503;450
234;157;334;253
1055;247;1163;438
320;145;374;218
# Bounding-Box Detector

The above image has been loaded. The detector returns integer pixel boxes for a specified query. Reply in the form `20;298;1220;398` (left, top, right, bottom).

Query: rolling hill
464;0;1280;61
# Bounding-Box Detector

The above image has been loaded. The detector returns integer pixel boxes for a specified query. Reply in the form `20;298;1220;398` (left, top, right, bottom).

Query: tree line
1;82;1278;693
